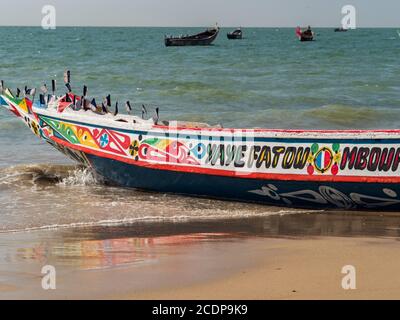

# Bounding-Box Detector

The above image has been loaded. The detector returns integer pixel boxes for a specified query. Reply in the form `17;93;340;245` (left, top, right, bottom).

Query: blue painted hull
86;153;400;211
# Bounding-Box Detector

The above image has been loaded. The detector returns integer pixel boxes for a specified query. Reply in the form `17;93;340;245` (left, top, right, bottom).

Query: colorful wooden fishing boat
296;26;314;41
2;85;400;211
165;27;220;46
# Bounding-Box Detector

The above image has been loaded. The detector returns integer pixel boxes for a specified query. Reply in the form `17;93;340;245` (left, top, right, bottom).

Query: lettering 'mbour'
340;147;400;172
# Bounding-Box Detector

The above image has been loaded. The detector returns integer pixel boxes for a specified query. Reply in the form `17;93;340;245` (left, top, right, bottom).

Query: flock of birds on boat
0;71;161;125
163;24;353;46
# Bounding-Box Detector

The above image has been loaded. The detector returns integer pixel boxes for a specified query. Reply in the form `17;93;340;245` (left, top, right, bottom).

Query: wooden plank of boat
3;90;400;211
300;34;314;41
165;27;220;47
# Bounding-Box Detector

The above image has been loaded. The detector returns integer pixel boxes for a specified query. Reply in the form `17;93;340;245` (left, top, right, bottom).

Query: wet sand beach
1;212;400;300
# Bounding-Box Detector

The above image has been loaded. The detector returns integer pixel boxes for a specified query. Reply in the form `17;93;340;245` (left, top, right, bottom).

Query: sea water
0;27;399;231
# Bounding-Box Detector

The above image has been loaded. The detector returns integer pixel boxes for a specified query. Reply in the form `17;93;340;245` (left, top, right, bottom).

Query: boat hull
3;93;400;211
165;28;219;46
300;35;314;41
82;152;400;210
227;33;242;40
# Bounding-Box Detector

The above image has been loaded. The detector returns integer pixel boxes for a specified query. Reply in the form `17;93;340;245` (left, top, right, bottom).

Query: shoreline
1;213;400;299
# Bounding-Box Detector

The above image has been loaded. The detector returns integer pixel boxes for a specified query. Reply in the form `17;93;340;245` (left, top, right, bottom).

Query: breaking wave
0;164;98;187
57;167;99;187
0;209;316;234
0;164;319;234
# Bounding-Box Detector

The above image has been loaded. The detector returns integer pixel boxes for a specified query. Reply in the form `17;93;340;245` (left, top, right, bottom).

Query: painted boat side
85;152;400;211
3;94;400;211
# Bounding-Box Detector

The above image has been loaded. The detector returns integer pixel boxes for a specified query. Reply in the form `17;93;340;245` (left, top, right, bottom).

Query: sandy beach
1;213;400;300
127;237;400;300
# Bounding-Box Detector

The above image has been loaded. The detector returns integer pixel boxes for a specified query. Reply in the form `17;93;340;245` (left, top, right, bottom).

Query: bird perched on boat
64;70;72;93
78;96;85;110
101;94;111;114
51;80;56;95
114;101;119;116
101;101;108;114
142;104;147;119
83;85;88;98
23;87;36;104
72;95;77;110
152;107;159;125
0;80;4;94
40;84;48;94
65;83;72;93
39;94;46;106
65;92;72;103
89;98;98;112
125;101;132;115
64;70;71;85
24;86;36;97
16;88;21;98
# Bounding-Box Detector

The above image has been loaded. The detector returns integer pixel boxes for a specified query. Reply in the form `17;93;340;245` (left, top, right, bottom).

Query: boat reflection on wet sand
2;212;400;299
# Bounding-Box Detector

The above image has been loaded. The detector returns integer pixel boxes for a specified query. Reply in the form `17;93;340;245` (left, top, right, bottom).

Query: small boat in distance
227;28;243;40
165;26;220;47
296;26;314;42
334;27;348;32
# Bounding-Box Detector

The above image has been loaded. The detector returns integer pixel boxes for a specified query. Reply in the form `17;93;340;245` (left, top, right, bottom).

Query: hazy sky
0;0;399;27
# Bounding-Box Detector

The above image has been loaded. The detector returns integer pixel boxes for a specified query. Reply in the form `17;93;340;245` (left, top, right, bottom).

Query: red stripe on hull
51;136;400;184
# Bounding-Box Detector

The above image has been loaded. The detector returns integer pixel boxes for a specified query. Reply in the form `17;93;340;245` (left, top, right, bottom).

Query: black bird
65;83;72;93
141;104;147;119
80;96;86;110
83;85;88;97
25;86;36;96
152;107;159;125
63;70;72;93
114;101;119;116
16;88;21;98
51;79;56;95
39;94;46;105
125;101;132;114
65;93;72;103
90;98;98;112
101;101;108;114
64;70;71;84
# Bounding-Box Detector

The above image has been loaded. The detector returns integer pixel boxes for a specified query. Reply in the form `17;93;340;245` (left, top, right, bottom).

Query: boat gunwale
4;94;400;140
34;106;400;139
